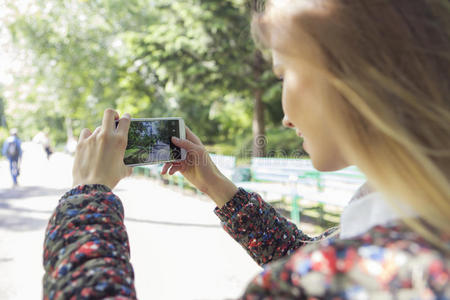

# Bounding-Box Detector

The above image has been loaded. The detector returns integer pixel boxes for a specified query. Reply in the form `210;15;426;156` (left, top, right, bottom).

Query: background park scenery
0;1;367;299
0;0;366;241
0;0;303;161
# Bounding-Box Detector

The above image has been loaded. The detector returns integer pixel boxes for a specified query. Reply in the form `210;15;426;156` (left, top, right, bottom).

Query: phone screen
123;119;181;165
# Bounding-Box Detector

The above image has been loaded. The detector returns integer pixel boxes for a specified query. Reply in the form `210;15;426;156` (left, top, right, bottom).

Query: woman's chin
310;154;350;172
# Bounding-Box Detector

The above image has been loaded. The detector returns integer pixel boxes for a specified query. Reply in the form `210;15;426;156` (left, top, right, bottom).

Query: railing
132;155;366;226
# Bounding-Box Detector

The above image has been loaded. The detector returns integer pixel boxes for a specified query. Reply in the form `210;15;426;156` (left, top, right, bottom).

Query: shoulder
252;223;449;298
295;224;447;267
302;223;445;259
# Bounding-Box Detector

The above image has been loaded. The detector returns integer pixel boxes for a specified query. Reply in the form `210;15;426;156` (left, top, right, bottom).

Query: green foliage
206;126;307;162
3;0;285;154
265;128;308;158
239;127;308;159
209;94;253;143
5;0;129;142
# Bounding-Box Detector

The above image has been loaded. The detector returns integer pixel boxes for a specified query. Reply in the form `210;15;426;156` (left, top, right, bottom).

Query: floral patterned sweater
43;185;449;299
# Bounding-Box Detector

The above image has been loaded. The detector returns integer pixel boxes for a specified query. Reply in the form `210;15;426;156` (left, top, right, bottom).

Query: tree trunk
252;51;266;157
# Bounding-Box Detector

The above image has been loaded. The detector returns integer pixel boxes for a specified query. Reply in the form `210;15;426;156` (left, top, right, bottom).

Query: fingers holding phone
161;129;206;177
185;127;203;146
72;109;132;189
162;127;238;208
116;114;131;138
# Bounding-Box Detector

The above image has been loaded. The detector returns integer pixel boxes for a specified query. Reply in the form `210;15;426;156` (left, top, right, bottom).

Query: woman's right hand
161;127;238;208
72;109;132;190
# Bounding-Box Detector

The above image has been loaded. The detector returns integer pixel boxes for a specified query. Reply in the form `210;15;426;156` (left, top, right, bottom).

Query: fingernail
123;113;131;119
172;136;179;141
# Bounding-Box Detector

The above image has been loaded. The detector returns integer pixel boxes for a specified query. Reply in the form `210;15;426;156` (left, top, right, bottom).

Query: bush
238;127;308;159
204;127;308;166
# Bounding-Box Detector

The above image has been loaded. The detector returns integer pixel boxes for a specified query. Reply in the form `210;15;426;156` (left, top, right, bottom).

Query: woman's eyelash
277;76;284;82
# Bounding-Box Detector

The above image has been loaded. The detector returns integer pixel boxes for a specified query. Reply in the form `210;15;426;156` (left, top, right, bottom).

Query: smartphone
120;117;186;166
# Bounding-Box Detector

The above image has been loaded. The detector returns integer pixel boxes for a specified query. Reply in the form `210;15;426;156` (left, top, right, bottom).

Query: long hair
252;0;450;250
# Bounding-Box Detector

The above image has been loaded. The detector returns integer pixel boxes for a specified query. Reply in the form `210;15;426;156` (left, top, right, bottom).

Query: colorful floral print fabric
43;185;449;299
215;188;450;299
214;188;340;266
43;185;136;300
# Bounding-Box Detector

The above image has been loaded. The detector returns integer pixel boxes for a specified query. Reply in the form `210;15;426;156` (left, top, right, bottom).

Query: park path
0;143;262;300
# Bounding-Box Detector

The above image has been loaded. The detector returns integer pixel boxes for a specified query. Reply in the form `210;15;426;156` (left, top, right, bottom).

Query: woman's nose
282;116;295;128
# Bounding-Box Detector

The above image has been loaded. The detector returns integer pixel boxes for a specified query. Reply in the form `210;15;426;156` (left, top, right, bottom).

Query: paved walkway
0;143;263;299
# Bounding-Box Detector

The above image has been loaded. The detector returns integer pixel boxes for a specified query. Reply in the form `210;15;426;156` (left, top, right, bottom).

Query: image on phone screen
124;119;181;165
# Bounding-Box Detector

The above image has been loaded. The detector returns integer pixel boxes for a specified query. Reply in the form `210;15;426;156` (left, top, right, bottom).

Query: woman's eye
277;76;284;82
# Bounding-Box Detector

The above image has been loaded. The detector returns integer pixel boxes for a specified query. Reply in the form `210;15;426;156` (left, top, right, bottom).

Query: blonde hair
252;0;450;250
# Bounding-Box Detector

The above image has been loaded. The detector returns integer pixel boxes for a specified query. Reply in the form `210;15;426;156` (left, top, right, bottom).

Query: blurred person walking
33;131;53;160
2;128;22;187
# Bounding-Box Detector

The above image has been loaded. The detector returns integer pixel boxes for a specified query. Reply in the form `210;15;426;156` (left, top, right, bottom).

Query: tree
5;0;133;142
121;0;281;155
3;0;287;156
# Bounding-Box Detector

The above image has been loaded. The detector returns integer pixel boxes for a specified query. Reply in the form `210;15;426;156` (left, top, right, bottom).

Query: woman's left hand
72;109;132;189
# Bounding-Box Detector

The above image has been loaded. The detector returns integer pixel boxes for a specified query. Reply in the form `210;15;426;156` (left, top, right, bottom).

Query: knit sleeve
43;184;136;300
240;225;449;299
214;188;326;266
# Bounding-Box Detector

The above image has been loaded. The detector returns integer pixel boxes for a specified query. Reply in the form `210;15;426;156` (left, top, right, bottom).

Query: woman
43;0;449;299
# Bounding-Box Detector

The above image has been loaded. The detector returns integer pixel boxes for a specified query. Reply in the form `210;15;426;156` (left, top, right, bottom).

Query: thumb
172;136;198;151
